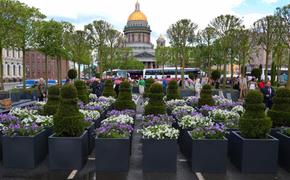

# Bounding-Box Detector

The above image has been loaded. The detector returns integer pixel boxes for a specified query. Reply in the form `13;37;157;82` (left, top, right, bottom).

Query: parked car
15;80;38;89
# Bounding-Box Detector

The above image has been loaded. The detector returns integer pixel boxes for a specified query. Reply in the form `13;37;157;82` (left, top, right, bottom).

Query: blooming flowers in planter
10;108;38;119
191;123;226;140
213;95;232;106
138;124;179;140
89;93;98;101
172;105;196;120
3;122;43;136
106;109;136;118
97;96;116;104
281;127;290;136
79;109;100;122
142;114;175;127
96;122;133;138
102;115;134;125
166;99;186;110
209;109;240;129
231;105;245;115
179;114;212;130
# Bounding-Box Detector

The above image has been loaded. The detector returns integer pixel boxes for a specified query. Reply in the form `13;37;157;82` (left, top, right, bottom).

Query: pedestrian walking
262;81;275;109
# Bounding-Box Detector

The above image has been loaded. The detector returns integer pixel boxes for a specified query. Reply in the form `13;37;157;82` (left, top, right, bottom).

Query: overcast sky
19;0;289;43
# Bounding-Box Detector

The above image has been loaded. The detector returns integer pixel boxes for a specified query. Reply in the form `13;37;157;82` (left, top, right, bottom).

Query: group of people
237;77;275;109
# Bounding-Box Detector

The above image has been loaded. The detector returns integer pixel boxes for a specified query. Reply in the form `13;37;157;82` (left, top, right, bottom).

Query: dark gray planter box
178;127;192;159
95;137;130;172
2;129;48;169
86;123;96;155
225;128;238;157
230;131;278;173
272;132;290;172
11;92;20;102
190;132;228;173
48;131;88;170
142;138;177;172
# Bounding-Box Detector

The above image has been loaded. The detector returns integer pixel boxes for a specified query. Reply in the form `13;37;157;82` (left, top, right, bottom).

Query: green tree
253;16;279;82
197;26;216;77
156;46;169;75
167;19;198;88
14;3;45;89
210;14;243;88
0;0;26;89
34;20;64;89
85;20;111;74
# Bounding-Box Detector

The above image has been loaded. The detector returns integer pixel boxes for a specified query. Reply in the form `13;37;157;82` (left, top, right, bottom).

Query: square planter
225;128;238;157
142;138;177;172
230;131;278;173
48;131;88;170
86;123;96;155
271;132;290;172
95;137;130;172
2;129;48;169
178;128;192;159
189;132;228;173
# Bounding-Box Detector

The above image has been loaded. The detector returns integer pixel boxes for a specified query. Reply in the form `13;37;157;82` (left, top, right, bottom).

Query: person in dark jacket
261;81;275;109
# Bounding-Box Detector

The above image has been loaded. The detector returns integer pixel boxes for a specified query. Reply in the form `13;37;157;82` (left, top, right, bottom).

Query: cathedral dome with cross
124;1;165;69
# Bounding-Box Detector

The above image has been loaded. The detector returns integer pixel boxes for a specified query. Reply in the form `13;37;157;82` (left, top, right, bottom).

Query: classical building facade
1;48;23;82
124;1;163;68
25;50;70;80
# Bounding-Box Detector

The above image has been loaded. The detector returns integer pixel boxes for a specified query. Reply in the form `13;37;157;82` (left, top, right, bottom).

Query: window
19;65;21;76
18;51;21;58
6;49;9;57
7;64;10;76
12;49;15;58
13;64;16;76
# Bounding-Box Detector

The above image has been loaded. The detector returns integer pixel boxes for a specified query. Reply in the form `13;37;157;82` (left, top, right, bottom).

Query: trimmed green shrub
114;81;136;110
53;84;85;137
198;84;214;106
43;85;60;115
144;83;166;115
68;69;77;80
166;80;181;101
74;80;89;103
251;68;261;80
211;70;221;81
189;73;195;80
144;78;155;98
102;79;116;97
268;88;290;127
239;90;272;139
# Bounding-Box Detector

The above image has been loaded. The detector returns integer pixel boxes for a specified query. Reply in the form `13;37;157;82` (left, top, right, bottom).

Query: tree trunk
56;57;61;85
230;52;234;89
59;59;62;83
78;62;81;80
0;47;4;90
22;48;26;89
181;52;185;89
265;49;270;82
73;61;76;70
45;55;48;91
287;49;290;89
241;52;246;78
222;52;227;89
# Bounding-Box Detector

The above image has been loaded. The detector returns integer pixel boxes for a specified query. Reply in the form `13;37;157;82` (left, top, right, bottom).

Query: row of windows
5;64;22;76
3;49;22;58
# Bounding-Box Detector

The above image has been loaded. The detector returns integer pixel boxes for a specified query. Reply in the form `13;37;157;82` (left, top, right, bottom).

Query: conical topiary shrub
53;84;85;137
268;88;290;127
166;80;180;101
239;90;272;139
102;79;116;97
68;69;77;80
144;78;155;98
43;85;60;115
198;84;214;106
144;83;166;115
74;80;89;103
114;81;136;110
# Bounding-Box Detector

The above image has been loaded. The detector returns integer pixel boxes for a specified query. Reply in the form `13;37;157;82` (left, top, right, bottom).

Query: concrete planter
142;138;177;172
272;132;290;172
2;129;48;169
48;131;88;170
230;131;278;173
95;137;130;172
190;132;228;173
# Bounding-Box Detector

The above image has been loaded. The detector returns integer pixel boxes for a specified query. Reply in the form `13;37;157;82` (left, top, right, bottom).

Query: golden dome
128;11;147;21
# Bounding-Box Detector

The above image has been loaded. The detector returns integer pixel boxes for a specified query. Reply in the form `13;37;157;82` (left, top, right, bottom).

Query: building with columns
124;1;165;68
1;48;23;82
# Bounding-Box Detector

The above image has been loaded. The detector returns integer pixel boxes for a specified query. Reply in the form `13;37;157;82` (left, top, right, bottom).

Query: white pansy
80;109;100;120
231;105;245;115
102;115;134;125
138;124;179;140
166;99;186;110
89;93;98;100
180;115;213;129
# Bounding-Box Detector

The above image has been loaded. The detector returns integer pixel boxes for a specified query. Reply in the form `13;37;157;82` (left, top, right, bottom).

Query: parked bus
143;67;202;79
